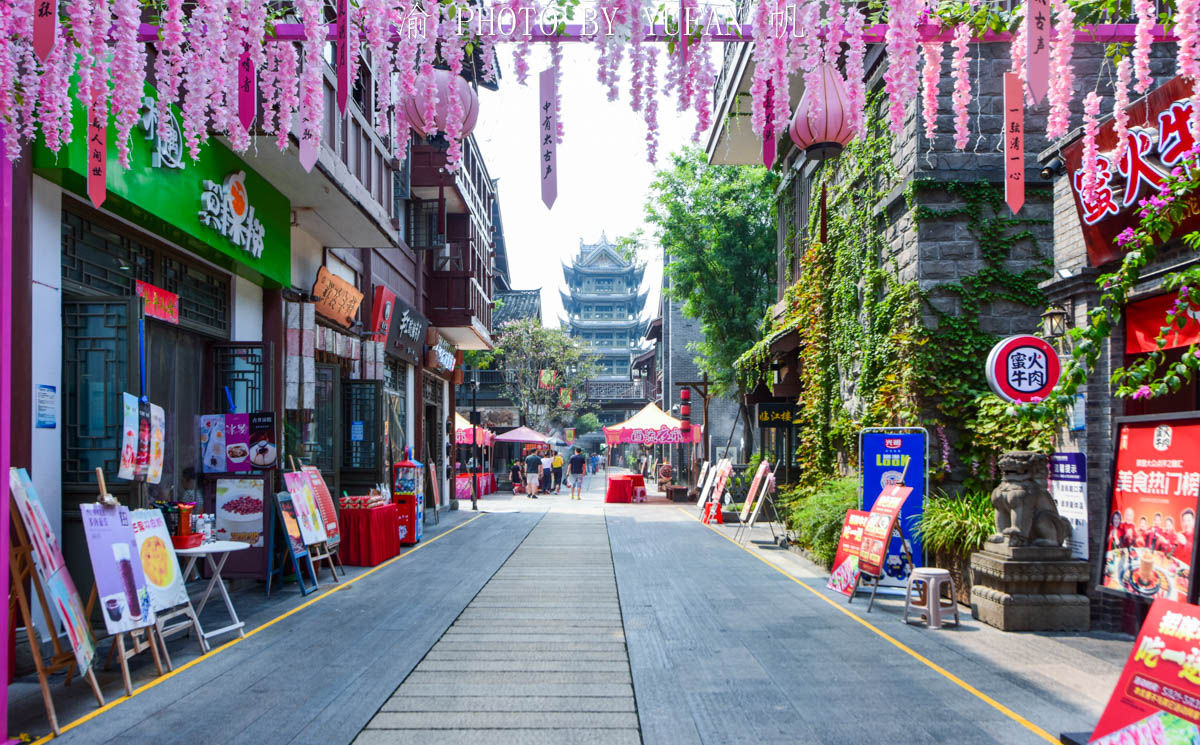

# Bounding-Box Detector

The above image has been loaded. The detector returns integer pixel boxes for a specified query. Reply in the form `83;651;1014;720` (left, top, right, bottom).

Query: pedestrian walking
540;450;554;493
569;447;587;500
551;450;564;493
509;460;524;494
524;450;542;498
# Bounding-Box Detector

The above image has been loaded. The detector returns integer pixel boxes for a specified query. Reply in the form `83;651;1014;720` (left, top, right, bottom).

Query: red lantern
403;69;481;138
789;63;855;161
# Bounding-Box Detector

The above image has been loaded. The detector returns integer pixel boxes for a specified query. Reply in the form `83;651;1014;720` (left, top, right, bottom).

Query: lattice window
62;299;131;486
162;256;229;335
61;210;153;295
211;344;267;414
343;380;380;470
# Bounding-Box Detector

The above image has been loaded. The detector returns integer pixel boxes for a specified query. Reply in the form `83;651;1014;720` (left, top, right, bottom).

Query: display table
176;541;250;645
629;474;646;490
456;473;497;498
605;476;634;504
340;504;400;566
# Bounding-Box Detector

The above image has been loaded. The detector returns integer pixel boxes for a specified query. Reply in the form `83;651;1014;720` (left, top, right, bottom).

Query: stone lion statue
988;451;1070;547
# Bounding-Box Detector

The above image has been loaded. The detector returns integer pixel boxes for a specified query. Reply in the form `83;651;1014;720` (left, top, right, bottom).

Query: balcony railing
318;64;397;228
584;379;657;402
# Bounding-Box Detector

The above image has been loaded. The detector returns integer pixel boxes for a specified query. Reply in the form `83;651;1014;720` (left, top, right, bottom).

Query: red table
629;474;646;490
339;504;401;566
605;476;634;503
456;473;498;497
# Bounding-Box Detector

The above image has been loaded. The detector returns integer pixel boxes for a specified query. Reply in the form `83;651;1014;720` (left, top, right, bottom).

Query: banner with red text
828;510;870;597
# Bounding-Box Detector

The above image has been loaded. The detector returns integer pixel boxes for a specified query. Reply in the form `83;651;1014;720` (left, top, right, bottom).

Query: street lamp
1041;303;1070;339
470;369;480;511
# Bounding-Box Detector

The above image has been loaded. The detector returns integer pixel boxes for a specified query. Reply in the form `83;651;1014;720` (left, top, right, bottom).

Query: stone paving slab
352;728;642;745
379;697;637;713
415;660;632;672
366;711;640;728
422;649;631;662
403;671;633;684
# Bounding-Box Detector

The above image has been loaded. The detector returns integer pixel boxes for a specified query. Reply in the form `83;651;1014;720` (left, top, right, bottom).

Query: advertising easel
739;461;785;547
286;457;340;583
266;491;319;597
850;482;916;612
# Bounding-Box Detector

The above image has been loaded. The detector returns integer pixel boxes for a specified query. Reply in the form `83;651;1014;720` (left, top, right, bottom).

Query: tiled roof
494;289;542;327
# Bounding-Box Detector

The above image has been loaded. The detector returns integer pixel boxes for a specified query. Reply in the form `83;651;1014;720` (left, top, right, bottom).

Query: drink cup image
112;542;143;621
104;595;124;622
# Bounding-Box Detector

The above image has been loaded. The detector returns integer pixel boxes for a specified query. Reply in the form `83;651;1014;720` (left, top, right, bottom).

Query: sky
475;43;702;328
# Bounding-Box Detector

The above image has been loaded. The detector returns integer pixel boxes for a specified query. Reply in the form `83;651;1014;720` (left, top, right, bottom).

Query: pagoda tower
561;233;649;381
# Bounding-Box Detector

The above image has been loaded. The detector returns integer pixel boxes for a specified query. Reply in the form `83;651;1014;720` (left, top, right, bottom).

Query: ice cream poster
118;393;139;480
283;471;328;546
147;404;165;484
130;509;188;612
79;503;155;634
248;412;277;469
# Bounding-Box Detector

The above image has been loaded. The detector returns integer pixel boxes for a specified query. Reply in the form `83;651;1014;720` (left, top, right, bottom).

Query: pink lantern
403;68;480;138
789;63;855;161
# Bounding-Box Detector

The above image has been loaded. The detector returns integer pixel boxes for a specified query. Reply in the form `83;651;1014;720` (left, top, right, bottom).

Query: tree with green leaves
573;412;601;436
644;146;778;445
492;318;598;433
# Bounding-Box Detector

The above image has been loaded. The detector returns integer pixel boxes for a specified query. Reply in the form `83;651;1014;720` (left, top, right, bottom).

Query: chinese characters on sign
135;280;180;324
237;52;257;133
756;402;797;428
1049;452;1089;560
386;296;430;365
33;0;56;61
1004;72;1025;214
1025;0;1049;104
539;68;558;209
985;334;1061;404
199;171;267;259
1101;420;1200;603
311;265;364;328
137;95;185;170
87;106;106;208
828;509;871;597
857;484;913;578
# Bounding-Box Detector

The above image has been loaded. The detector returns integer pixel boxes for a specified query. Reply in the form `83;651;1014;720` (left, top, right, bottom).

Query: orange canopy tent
602;403;702;445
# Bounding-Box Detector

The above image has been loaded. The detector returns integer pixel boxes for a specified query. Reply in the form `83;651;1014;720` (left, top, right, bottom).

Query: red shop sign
135;280;179;324
369;286;397;343
1062;76;1200;267
985;335;1060;404
1126;293;1200;355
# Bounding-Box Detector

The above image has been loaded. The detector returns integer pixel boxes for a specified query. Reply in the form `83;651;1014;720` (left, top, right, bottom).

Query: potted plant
914;489;994;605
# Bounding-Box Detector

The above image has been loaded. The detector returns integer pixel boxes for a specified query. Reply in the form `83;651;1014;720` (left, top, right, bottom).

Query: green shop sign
34;86;290;288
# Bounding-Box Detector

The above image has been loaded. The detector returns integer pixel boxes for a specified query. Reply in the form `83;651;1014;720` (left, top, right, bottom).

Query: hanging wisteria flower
1046;0;1075;139
0;2;16;159
883;0;921;136
364;0;391;134
12;3;39;144
68;0;95;111
111;0;146;168
769;0;790;141
298;0;326;157
417;6;439;136
552;42;564;143
1134;0;1154;94
1081;91;1102;203
1010;2;1026;92
1114;58;1131;164
277;43;300;151
844;5;866;138
37;35;73;153
797;1;823;128
951;23;971;150
644;46;660;163
1179;0;1200;81
921;42;943;143
749;0;775;138
691;38;716;143
442;0;467;170
154;0;185;154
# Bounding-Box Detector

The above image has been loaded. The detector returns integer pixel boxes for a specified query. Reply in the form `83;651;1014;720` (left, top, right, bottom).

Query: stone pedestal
969;544;1091;632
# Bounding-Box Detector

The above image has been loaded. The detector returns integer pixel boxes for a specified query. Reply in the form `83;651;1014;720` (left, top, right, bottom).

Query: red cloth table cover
628;474;646;490
339;504;400;566
605;477;633;504
456;473;498;497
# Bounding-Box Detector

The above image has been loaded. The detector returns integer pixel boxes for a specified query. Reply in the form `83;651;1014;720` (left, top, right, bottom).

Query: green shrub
915;489;995;558
785;477;859;566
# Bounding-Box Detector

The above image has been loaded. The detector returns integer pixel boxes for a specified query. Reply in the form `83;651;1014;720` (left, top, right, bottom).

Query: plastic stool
633;487;647;502
903;567;960;629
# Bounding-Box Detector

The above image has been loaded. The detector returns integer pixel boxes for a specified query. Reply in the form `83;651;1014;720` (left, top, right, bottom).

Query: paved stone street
13;472;1131;745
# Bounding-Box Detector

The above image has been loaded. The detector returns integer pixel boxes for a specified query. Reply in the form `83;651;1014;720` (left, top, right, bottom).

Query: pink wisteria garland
920;42;943;142
154;0;185;153
1134;0;1154;94
37;34;73;153
883;0;921;136
111;0;146;167
12;1;38;146
748;0;773;139
843;5;866;138
443;0;467;170
0;2;16;159
644;45;659;162
298;0;325;158
1046;0;1076;140
1009;2;1026;96
1081;91;1101;203
1114;57;1131;164
950;23;971;150
1180;0;1200;81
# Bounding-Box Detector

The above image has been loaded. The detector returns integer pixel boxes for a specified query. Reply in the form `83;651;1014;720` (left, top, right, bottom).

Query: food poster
1090;599;1200;743
1101;420;1200;602
283;471;328;545
198;414;226;473
857;484;912;578
10;467;65;576
118;392;139;479
710;460;733;505
740;461;772;523
134;399;151;480
248;412;277;469
215;478;265;547
147;404;165;484
224;413;251;472
301;466;340;546
275;493;307;557
828;510;870;597
44;570;96;672
79;503;155;633
130;509;188;611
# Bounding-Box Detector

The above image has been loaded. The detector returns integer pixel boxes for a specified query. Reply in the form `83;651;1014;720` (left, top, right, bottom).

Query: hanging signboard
130;508;189;612
860;431;925;584
1089;598;1200;744
1125;292;1200;354
311;265;364;328
283;471;329;545
135;280;180;324
1049;452;1089;561
369;285;397;342
79;503;156;634
985;334;1061;404
756;402;797;429
386;295;430;365
858;484;913;578
248;412;277;469
1062;76;1200;267
224;413;251;473
118;392;139;480
828;509;871;597
1004;72;1025;214
1100;418;1200;602
147;404;165;484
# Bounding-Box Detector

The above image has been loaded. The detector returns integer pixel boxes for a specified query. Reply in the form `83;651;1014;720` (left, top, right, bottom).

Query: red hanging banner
1025;0;1050;105
135;281;180;324
1125;292;1200;354
86;108;106;208
238;51;257;133
1004;72;1025;215
33;0;57;62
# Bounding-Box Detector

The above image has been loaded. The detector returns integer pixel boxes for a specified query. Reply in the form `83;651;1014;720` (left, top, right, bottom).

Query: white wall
30;176;63;543
290;226;323;290
232;275;263;342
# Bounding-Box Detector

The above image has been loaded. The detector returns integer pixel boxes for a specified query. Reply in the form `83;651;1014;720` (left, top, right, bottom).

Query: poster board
270;492;318;596
1049;452;1089;561
695;460;719;507
1089;598;1200;743
710;460;734;506
746;461;779;530
301;465;341;547
130;508;189;612
857;484;912;578
739;461;772;523
202;473;270;579
283;471;329;545
696;461;709;490
1100;418;1200;603
828;510;871;597
79;503;155;633
860;429;926;586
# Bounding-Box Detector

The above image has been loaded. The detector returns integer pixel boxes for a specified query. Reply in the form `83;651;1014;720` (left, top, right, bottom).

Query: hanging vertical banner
134;399;151;481
762;82;776;168
87;107;106;208
336;0;350;114
539;68;558;209
147;404;165;485
33;0;57;62
118;393;139;480
238;52;256;133
1004;72;1025;215
1025;0;1050;104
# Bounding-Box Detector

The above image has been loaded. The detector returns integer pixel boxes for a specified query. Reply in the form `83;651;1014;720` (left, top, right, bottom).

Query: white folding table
175;540;250;645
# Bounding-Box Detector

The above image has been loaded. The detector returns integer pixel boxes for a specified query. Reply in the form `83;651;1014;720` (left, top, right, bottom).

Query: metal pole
471;371;479;511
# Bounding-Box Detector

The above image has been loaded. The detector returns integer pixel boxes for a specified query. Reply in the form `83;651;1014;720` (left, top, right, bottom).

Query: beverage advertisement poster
274;493;307;557
857;484;912;578
10;467;65;576
861;431;926;584
134;398;151;480
1101;420;1200;602
215;478;265;547
828;510;870;597
1089;599;1200;743
45;570;95;672
118;392;139;479
198;414;226;473
248;412;277;468
1050;452;1089;560
301;466;340;546
79;503;155;634
224;413;251;472
283;471;328;545
130;508;188;612
147;404;165;484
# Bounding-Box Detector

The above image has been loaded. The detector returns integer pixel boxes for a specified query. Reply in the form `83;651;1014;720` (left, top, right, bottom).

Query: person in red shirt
1157;516;1179;556
1176;509;1196;562
1108;511;1123;552
1134;516;1151;548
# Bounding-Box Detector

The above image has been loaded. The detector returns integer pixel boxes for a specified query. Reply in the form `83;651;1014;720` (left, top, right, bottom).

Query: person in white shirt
541;451;554;493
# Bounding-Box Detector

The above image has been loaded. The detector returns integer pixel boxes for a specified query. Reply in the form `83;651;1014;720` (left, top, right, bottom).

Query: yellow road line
677;507;1059;745
31;512;487;745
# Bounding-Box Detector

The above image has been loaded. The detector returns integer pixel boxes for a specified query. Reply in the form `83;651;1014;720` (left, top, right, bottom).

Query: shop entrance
309;363;342;495
424;402;440;509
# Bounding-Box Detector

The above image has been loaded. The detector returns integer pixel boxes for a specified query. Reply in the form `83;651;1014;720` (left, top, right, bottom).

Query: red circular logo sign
985;335;1061;404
